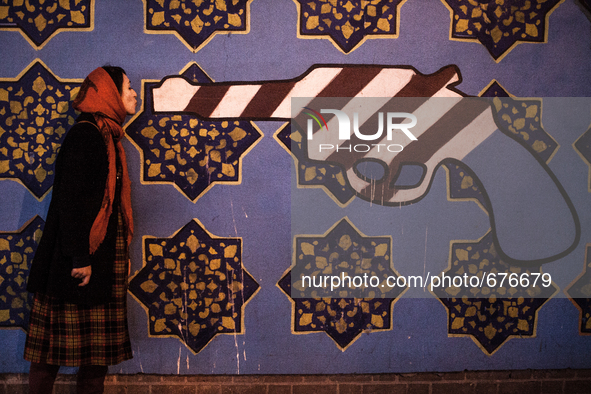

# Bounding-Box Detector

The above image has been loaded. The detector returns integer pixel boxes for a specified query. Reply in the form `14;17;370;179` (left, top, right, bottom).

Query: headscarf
73;67;133;254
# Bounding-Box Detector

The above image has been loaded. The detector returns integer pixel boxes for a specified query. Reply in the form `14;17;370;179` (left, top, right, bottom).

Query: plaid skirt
24;213;132;366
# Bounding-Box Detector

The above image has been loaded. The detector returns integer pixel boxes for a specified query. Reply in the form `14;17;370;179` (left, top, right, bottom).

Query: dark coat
27;113;121;305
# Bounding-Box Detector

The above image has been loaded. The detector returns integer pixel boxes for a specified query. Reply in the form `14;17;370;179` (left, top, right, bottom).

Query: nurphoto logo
303;106;418;153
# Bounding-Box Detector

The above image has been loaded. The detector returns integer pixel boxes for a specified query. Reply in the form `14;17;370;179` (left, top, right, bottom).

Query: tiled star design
128;219;259;354
439;83;562;354
0;216;44;331
0;0;92;49
442;0;562;61
126;64;261;202
565;245;591;334
278;218;406;350
445;82;559;211
480;82;558;163
431;232;557;355
294;0;405;53
574;121;591;193
0;60;81;199
275;123;355;206
144;0;252;52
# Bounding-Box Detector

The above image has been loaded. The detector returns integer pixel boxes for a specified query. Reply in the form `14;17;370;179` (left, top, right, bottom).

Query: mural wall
1;0;591;374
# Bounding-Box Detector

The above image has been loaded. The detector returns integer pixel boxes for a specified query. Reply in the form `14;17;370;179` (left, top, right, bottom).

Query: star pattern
437;82;564;354
480;82;558;163
0;0;92;48
144;0;252;52
126;64;261;202
128;219;259;354
294;0;405;53
443;0;562;61
0;60;81;199
432;232;557;354
278;218;406;350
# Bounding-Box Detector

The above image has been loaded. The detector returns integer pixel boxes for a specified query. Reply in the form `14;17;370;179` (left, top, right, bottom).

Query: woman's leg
77;365;109;394
29;362;60;394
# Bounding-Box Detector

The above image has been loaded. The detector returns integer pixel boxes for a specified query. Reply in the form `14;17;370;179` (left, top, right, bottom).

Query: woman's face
121;74;137;115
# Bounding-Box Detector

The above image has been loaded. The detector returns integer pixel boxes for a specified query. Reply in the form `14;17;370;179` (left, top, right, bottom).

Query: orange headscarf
73;67;134;254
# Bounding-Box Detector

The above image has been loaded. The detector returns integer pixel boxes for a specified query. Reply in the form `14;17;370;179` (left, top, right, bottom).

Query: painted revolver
152;64;583;267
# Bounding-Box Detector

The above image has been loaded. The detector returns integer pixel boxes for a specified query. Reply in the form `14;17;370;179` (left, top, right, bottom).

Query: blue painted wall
1;0;591;374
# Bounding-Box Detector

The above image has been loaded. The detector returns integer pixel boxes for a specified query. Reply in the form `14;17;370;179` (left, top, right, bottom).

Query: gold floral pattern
278;218;406;350
144;0;252;52
125;64;261;202
0;60;80;199
0;0;93;49
295;0;406;53
443;0;563;61
128;219;259;354
432;232;557;354
481;82;558;163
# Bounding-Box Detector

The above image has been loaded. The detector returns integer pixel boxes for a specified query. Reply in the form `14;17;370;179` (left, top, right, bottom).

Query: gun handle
462;129;579;266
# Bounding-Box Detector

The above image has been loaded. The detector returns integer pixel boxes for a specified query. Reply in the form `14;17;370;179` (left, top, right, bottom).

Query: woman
24;66;137;394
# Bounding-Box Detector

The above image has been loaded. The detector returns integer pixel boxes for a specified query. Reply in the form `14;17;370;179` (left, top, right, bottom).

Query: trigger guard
389;162;428;190
352;158;389;184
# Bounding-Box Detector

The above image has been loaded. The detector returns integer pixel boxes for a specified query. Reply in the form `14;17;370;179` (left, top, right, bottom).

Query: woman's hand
71;266;92;286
